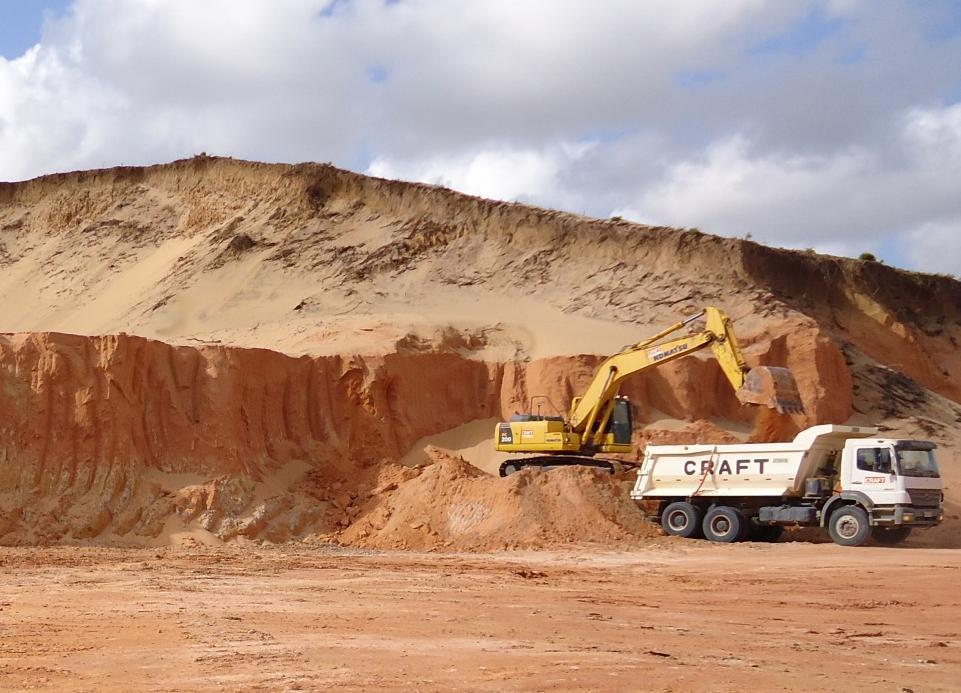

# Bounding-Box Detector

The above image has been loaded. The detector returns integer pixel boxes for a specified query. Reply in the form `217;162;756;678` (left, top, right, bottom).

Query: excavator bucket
736;366;805;414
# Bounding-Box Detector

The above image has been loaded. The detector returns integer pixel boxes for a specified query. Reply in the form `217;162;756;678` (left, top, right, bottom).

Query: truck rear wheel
702;506;745;543
661;502;703;539
871;526;912;545
828;506;870;547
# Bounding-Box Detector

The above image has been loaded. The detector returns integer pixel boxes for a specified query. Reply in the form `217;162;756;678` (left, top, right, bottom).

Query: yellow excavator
495;307;804;476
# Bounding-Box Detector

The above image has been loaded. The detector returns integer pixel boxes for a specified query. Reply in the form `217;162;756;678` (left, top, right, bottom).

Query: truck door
850;446;898;501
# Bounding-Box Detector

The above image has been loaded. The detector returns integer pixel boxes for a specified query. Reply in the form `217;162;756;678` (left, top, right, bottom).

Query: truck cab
834;438;943;529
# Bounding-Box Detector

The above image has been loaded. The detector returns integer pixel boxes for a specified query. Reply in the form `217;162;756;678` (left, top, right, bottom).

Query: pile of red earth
334;448;658;551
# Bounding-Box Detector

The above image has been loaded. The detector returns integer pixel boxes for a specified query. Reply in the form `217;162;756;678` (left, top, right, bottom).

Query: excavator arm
570;307;801;447
494;306;803;474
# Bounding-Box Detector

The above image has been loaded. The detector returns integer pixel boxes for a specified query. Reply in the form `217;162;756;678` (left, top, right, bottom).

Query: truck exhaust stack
736;366;804;414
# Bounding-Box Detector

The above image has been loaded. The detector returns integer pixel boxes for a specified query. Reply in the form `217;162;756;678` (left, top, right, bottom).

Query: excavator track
499;456;638;477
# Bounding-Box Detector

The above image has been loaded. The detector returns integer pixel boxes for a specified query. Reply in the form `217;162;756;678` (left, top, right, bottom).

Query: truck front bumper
872;505;943;526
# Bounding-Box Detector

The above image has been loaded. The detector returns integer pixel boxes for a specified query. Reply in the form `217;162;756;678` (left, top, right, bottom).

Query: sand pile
334;448;657;551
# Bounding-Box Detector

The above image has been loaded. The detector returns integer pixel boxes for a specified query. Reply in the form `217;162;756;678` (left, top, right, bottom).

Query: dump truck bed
631;425;878;499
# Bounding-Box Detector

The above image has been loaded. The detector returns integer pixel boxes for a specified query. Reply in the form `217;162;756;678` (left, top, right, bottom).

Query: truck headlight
902;513;915;522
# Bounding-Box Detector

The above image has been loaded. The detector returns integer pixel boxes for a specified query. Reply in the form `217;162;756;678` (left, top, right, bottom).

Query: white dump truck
630;425;943;546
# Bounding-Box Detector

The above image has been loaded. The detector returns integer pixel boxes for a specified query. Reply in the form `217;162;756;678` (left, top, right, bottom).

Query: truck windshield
896;449;940;478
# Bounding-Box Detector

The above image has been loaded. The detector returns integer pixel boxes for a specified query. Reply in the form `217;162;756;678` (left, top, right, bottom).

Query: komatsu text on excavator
495;307;804;476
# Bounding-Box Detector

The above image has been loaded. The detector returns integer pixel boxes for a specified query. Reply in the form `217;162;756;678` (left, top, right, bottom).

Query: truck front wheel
661;502;703;539
871;526;912;545
828;506;871;547
702;506;745;543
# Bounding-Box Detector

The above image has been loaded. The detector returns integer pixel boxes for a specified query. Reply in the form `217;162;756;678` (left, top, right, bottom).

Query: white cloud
609;102;961;266
368;142;594;203
612;135;875;239
905;102;961;161
0;0;786;178
904;221;961;277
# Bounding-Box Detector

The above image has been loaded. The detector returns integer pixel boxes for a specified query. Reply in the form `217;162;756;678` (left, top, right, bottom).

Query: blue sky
0;0;70;58
1;1;960;275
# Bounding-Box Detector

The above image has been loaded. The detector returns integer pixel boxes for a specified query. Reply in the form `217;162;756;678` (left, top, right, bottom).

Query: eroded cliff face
0;326;849;544
0;332;492;543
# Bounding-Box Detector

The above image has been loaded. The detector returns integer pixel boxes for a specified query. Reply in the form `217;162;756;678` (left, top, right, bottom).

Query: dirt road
0;541;958;691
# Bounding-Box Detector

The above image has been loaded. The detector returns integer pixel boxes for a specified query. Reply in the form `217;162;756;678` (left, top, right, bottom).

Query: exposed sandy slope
1;157;958;389
1;543;959;692
0;156;959;548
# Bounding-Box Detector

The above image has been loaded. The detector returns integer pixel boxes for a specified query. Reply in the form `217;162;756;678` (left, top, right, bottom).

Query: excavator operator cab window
608;398;633;445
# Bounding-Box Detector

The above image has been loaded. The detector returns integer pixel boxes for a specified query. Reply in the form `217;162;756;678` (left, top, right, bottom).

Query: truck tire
871;526;912;545
748;523;784;543
828;505;870;547
661;502;703;539
702;506;745;543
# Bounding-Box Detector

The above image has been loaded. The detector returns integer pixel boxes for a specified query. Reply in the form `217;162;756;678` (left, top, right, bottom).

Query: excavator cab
608;397;633;445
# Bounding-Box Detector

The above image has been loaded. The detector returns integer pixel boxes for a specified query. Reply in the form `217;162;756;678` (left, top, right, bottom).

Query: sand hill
0;155;959;547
